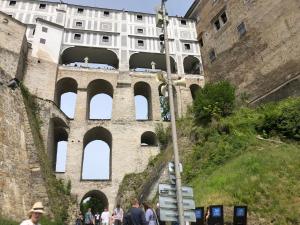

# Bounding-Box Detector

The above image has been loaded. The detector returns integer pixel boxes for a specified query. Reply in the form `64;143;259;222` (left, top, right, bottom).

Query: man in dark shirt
124;198;147;225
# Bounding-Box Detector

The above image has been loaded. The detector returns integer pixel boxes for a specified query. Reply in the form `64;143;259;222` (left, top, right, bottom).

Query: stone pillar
151;82;162;121
112;73;135;121
74;89;88;121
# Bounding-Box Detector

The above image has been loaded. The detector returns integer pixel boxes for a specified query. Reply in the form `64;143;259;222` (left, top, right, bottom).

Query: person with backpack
85;208;94;225
143;202;157;225
113;204;124;225
123;198;147;225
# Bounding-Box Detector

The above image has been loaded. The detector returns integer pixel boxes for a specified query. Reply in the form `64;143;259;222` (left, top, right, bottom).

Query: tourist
85;208;94;225
155;203;165;225
123;198;147;225
113;204;123;225
143;202;157;225
75;212;84;225
101;208;110;225
95;212;101;225
20;202;44;225
204;207;210;225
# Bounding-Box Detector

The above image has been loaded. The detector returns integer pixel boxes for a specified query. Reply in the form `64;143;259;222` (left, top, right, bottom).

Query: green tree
193;80;235;125
160;96;171;121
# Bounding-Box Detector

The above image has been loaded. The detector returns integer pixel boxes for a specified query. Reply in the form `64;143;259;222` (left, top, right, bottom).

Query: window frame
137;40;144;47
40;38;46;44
137;14;143;21
39;3;47;9
42;27;48;33
102;36;109;43
9;1;16;6
77;8;84;14
103;11;110;17
184;43;191;51
75;21;83;27
74;33;82;40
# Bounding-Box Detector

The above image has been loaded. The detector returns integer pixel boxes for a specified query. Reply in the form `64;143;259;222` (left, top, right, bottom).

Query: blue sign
236;208;246;217
195;209;202;219
211;207;221;217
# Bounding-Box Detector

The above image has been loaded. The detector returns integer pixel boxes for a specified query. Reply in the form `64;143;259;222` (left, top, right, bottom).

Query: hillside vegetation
176;82;300;225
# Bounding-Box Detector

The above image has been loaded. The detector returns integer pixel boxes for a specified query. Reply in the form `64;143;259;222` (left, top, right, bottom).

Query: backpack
123;211;134;225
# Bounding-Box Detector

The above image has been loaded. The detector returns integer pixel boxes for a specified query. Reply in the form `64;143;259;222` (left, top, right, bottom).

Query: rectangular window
102;36;109;42
40;38;46;44
181;20;187;25
220;12;227;24
42;27;48;33
138;40;144;46
77;8;84;14
74;33;81;40
214;19;221;30
39;3;46;9
237;22;246;37
9;1;16;6
137;15;143;20
76;21;83;27
209;49;216;62
184;43;191;50
137;28;144;34
103;11;110;16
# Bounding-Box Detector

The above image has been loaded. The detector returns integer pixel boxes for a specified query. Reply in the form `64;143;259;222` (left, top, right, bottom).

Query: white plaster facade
0;0;203;74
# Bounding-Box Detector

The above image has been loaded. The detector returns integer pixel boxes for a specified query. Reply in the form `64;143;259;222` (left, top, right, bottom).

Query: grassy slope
178;98;300;225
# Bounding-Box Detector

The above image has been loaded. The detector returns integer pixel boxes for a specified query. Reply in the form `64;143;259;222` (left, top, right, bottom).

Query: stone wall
187;0;300;102
0;11;27;80
0;69;50;220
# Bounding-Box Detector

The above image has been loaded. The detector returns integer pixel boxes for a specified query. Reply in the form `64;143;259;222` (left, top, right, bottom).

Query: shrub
256;98;300;140
155;123;170;150
193;81;236;125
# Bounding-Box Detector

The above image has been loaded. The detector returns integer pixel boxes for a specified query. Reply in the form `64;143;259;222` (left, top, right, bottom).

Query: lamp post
160;1;185;225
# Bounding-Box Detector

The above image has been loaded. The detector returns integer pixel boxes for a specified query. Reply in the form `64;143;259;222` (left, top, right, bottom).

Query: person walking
143;202;157;225
113;204;124;225
123;198;147;225
20;202;45;225
85;208;94;225
94;212;101;225
101;208;110;225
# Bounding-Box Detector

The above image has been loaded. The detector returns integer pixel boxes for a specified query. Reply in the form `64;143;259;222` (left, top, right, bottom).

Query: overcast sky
61;0;194;16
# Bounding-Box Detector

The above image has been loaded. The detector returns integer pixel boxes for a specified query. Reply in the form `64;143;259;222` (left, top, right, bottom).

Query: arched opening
183;56;201;75
158;84;178;121
190;84;201;100
134;82;152;120
80;190;109;215
87;79;114;120
141;131;158;146
61;47;119;69
55;78;78;118
129;52;177;73
47;117;69;172
82;127;112;180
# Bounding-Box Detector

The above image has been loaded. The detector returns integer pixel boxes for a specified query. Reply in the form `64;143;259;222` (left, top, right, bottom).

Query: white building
0;0;203;75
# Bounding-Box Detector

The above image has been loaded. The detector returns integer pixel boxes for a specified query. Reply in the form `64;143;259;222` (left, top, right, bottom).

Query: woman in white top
20;202;44;225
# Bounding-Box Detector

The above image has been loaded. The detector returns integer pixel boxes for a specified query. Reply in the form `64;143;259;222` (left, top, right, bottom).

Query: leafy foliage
193;81;235;125
256;98;300;140
155;123;170;150
159;96;171;121
81;197;106;215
